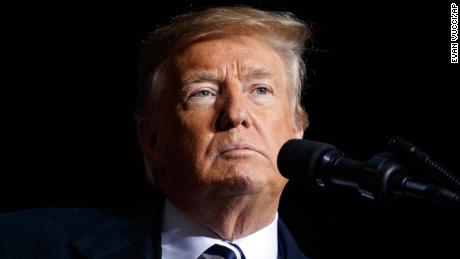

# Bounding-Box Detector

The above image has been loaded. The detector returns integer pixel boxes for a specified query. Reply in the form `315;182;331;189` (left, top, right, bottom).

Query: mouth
219;143;259;157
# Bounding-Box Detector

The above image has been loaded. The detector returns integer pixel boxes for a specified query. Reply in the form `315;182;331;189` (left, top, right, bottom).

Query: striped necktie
198;242;246;259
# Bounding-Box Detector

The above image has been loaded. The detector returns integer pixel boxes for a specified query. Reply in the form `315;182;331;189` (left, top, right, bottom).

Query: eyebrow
181;71;219;86
240;66;274;81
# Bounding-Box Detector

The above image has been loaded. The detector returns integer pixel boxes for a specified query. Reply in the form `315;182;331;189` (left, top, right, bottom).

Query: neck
170;188;284;241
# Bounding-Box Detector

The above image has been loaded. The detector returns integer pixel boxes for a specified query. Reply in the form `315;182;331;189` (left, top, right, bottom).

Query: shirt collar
161;200;278;259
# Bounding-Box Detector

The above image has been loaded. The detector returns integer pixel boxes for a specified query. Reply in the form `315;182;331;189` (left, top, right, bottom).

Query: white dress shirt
161;200;278;259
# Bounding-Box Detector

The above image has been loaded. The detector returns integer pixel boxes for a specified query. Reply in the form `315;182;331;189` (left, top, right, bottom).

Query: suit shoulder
0;206;162;258
0;208;107;243
1;208;105;230
0;208;107;258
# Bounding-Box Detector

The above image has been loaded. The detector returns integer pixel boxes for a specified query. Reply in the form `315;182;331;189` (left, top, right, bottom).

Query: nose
216;83;252;131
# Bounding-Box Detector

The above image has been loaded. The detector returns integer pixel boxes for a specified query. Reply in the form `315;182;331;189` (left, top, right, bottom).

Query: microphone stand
336;136;460;206
388;136;460;195
363;151;460;205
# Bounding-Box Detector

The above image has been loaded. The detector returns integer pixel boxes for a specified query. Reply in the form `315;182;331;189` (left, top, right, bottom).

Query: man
0;6;310;259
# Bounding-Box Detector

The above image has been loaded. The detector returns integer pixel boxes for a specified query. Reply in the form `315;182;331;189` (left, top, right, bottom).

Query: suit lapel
278;218;309;259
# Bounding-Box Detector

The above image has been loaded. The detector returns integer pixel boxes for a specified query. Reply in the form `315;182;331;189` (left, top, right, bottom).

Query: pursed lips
219;143;260;155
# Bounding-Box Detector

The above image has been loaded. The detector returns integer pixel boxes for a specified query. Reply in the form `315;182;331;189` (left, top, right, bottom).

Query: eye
254;86;269;95
192;90;213;97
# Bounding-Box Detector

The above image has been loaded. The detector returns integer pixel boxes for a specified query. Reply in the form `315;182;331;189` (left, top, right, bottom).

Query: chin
211;164;283;197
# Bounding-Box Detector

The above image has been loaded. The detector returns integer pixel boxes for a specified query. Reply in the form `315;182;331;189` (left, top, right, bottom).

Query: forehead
172;35;286;81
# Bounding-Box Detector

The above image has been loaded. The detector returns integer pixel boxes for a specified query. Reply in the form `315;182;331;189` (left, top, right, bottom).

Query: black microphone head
277;139;336;184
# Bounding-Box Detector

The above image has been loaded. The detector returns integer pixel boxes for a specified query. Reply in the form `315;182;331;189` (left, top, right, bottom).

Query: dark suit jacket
0;204;309;259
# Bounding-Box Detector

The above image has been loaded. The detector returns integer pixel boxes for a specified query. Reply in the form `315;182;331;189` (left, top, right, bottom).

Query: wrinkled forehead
170;35;287;84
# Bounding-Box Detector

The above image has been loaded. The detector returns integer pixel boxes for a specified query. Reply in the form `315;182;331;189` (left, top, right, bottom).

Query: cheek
169;109;215;163
265;102;297;134
180;109;212;137
260;104;298;156
159;112;214;187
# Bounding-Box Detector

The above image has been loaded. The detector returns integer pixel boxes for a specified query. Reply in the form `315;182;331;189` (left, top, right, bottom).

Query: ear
293;112;308;139
294;127;305;139
137;119;165;172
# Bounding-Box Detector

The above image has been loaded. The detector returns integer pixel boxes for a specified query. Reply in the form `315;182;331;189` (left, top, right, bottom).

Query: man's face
150;35;303;202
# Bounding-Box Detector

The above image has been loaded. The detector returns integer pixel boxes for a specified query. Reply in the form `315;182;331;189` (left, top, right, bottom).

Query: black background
3;1;459;258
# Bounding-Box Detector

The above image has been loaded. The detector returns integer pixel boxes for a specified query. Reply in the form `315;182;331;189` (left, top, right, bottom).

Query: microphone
277;139;460;204
277;139;377;199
